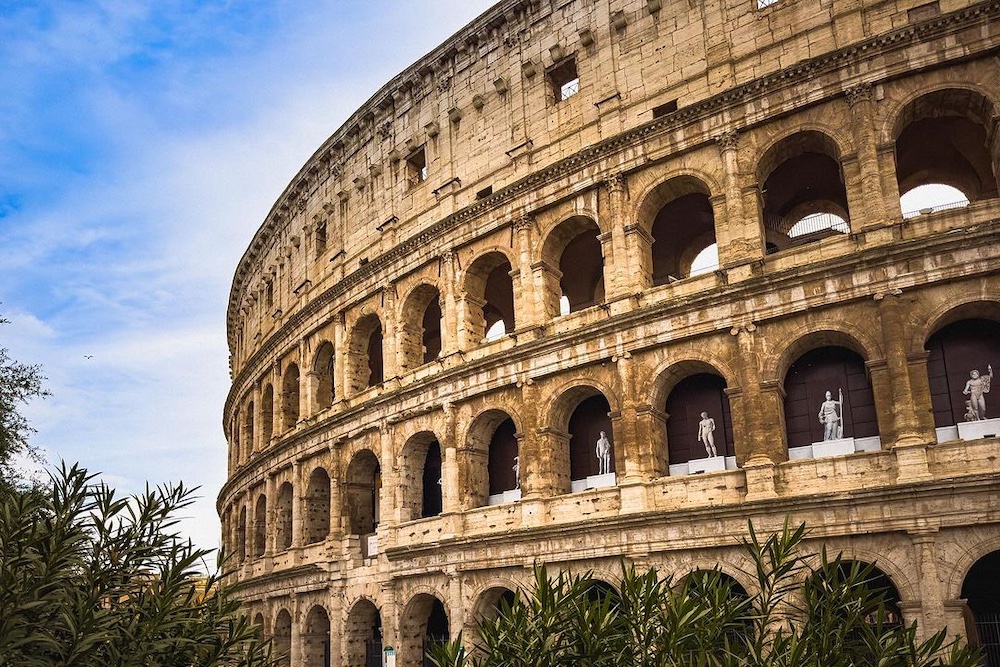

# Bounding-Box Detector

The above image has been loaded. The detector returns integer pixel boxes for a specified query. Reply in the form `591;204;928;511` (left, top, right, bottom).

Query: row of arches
230;85;999;467
226;315;998;561
251;547;1000;667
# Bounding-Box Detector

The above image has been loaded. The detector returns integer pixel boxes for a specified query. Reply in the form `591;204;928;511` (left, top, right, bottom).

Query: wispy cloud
2;0;496;553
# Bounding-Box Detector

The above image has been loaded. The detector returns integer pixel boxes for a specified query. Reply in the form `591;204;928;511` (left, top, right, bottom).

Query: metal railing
901;198;969;219
977;615;1000;667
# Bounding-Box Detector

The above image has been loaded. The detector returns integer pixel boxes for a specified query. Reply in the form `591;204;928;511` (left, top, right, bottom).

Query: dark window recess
315;222;327;258
476;185;493;200
406;148;428;186
548;58;579;102
421;440;442;518
265;281;274;309
652;100;678;119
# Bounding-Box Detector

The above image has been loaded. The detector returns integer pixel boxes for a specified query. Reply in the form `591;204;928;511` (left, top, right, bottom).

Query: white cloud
2;1;496;555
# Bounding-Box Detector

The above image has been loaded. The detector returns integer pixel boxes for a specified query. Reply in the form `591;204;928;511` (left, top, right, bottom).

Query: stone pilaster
513;215;541;329
603;172;631;300
291;460;303;550
634;404;668;477
911;529;945;641
382;284;398;380
441;403;460;514
439;250;459;356
846;84;887;230
876;290;929;446
333;311;347;403
716;131;760;267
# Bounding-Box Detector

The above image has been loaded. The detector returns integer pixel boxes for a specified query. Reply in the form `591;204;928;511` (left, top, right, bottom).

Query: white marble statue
512;455;520;489
596;431;611;475
962;365;993;421
818;388;844;441
697;411;717;457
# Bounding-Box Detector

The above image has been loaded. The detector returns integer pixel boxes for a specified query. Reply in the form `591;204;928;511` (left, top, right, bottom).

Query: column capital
512;214;534;233
715;129;739;152
603;172;627;195
845;82;874;107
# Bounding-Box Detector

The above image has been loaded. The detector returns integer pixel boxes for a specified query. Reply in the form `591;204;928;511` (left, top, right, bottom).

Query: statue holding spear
818;388;844;441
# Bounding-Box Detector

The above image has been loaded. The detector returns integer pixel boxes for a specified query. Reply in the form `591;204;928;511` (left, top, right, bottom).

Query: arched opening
759;131;851;253
237;506;247;562
925;317;1000;441
345;450;380;556
962;549;1000;666
783;346;879;459
651;188;718;284
261;385;274;444
541;216;604;318
346;599;383;667
253;494;267;558
465;410;519;508
401;595;450;667
273;608;292;667
253;612;266;639
421;298;442;363
243;400;254;459
488;417;519;503
473;587;517;625
894;88;998;216
464;252;515;343
585;579;620;606
401;285;443;370
422;440;443;518
664;372;735;475
303;605;331;667
401;434;443;522
275;482;293;552
349;315;384;394
683;570;749;599
281;363;300;431
313;341;335;411
805;561;903;642
304;467;331;545
566;392;615;492
680;570;752;647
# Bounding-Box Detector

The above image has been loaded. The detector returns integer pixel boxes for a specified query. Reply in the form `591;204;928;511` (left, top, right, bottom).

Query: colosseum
219;0;1000;664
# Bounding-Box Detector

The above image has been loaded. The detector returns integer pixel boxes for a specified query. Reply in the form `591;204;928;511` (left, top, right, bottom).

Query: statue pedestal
570;472;616;493
789;436;882;460
935;425;959;443
814;437;856;457
487;489;522;506
957;417;1000;441
668;455;738;476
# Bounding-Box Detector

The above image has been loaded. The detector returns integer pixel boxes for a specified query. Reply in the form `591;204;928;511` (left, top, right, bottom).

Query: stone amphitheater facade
219;0;1000;665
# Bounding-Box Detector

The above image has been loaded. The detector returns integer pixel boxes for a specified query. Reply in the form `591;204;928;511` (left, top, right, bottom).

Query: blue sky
0;0;495;553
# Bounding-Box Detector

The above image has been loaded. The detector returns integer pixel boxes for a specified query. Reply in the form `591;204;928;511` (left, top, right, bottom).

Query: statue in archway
962;365;993;420
596;431;612;475
818;388;844;441
697;411;718;457
512;456;520;489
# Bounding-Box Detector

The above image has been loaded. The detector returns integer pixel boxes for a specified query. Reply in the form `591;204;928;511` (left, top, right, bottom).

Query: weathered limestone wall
219;0;1000;665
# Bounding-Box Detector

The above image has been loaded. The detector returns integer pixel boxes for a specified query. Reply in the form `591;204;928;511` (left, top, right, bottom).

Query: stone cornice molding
226;0;1000;365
